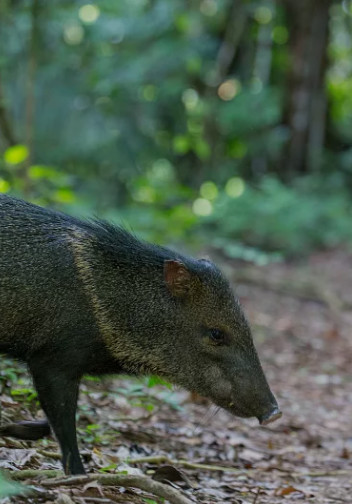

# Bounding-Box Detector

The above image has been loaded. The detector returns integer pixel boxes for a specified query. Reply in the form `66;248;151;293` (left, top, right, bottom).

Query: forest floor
1;248;352;504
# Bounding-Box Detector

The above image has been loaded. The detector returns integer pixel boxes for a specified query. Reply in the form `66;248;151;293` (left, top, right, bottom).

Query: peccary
0;195;281;474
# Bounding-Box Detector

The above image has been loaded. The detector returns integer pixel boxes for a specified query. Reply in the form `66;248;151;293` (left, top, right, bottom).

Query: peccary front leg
29;365;84;475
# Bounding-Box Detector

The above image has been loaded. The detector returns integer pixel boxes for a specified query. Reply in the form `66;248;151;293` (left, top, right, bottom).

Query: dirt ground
1;249;352;503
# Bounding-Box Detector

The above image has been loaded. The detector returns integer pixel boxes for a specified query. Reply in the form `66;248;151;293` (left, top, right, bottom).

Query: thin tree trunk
212;0;248;86
0;78;17;147
282;0;331;176
251;0;275;177
20;0;40;197
25;0;40;169
0;3;17;148
253;0;274;86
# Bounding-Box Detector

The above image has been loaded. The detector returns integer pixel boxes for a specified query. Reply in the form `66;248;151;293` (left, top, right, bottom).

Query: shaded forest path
1;249;352;503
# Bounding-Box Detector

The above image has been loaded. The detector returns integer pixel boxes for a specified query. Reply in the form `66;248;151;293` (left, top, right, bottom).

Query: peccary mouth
225;402;282;425
257;407;282;426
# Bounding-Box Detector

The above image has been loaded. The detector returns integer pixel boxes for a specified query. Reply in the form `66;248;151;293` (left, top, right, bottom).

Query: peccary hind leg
30;364;84;475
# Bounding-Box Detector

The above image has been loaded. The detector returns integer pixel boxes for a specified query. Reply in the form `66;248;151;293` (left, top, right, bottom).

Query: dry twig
6;470;193;504
41;473;193;504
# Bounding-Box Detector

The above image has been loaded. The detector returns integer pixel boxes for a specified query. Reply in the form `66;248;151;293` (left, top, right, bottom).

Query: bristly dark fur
0;194;279;475
0;194;187;269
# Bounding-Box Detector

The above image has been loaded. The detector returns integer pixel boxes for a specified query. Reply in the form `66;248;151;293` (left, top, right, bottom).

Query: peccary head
158;258;281;425
92;228;281;425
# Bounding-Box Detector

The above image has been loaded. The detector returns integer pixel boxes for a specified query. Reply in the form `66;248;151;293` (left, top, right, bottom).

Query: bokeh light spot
55;189;75;204
4;144;28;164
200;181;218;200
193;198;213;216
142;85;157;101
0;179;10;193
182;88;199;110
79;4;100;24
64;23;84;45
254;6;273;24
200;0;218;16
218;79;241;101
225;177;245;198
133;186;156;203
151;159;174;181
173;135;190;154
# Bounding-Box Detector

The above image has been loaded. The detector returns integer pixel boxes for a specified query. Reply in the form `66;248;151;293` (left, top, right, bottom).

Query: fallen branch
128;455;243;473
4;469;62;480
37;450;62;459
4;470;193;504
40;473;193;504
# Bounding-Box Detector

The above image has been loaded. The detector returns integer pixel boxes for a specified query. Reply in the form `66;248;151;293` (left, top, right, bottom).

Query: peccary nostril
258;407;282;426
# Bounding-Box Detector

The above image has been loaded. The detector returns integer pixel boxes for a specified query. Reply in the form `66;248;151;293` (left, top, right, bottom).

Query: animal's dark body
0;195;281;474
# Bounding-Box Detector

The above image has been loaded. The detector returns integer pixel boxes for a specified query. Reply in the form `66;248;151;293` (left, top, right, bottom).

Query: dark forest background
1;0;352;259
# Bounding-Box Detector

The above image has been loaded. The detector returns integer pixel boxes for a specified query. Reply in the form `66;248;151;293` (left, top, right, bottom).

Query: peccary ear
164;260;192;297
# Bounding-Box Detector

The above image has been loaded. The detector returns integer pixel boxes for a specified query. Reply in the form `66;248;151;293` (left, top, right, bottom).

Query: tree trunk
0;79;17;147
282;0;331;176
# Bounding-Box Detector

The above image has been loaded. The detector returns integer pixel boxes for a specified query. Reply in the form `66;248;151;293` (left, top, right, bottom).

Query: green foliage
328;3;352;142
0;358;38;407
203;175;352;257
98;463;119;473
3;145;28;165
0;0;328;213
147;375;172;389
113;379;182;412
118;161;197;243
0;474;26;498
10;388;38;403
0;359;22;392
0;1;351;258
1;145;76;208
81;423;105;444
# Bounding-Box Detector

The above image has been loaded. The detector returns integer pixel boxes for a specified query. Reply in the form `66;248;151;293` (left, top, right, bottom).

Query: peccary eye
209;328;226;345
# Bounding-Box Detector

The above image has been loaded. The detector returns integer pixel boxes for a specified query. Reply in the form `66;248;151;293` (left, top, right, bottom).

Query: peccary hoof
0;420;51;440
258;408;282;426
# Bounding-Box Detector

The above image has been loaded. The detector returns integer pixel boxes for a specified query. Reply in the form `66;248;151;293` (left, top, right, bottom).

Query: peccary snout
258;407;282;426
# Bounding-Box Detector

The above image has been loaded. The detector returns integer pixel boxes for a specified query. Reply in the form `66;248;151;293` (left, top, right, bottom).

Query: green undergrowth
0;474;26;498
118;173;352;262
200;174;352;260
1;358;179;428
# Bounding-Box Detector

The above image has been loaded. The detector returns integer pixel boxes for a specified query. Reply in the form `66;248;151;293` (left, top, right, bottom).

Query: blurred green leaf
4;145;28;165
0;474;26;497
